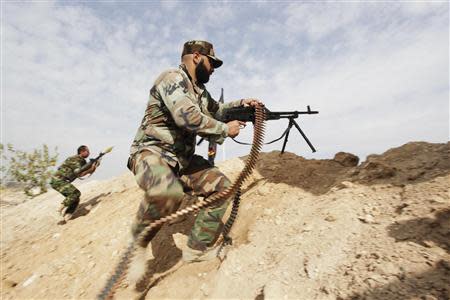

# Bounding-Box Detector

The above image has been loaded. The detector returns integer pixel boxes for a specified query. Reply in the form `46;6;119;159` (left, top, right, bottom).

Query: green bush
1;144;58;197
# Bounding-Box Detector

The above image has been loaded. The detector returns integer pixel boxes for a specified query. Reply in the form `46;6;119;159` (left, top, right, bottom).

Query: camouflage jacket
130;65;244;170
53;155;86;182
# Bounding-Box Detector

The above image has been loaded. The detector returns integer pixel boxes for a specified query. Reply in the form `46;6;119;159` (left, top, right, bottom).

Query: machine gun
223;106;318;153
74;146;113;177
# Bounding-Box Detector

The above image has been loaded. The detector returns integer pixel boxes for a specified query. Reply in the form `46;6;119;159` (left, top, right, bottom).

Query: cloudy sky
2;1;449;179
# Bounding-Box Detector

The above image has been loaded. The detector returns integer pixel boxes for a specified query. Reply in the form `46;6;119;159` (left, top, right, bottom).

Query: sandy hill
1;141;449;300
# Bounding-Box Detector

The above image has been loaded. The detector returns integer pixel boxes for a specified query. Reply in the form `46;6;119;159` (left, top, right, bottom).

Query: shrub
1;144;58;197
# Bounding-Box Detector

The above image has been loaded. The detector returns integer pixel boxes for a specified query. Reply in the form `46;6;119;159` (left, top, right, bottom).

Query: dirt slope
1;141;449;300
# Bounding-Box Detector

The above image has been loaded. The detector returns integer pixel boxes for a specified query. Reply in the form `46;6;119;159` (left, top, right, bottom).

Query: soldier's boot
63;213;73;222
173;233;228;262
57;204;72;223
62;198;79;222
57;204;67;216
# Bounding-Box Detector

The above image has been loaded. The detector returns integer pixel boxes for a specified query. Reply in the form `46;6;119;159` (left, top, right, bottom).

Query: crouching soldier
125;39;261;290
50;145;98;222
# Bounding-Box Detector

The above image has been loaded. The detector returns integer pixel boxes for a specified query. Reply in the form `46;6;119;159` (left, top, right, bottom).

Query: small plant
1;144;58;197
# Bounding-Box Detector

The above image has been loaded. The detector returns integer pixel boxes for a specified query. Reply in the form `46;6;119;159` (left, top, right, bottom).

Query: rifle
197;89;225;165
223;105;318;153
206;88;224;165
75;146;113;176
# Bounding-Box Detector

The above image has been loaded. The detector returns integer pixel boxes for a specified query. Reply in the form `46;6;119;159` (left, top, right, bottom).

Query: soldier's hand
227;120;246;138
242;98;263;107
89;161;99;174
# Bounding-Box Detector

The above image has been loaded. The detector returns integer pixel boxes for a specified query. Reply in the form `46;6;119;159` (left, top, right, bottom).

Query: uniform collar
179;64;205;96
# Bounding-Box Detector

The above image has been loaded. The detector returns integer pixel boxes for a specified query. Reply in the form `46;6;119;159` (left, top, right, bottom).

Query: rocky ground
1;141;449;300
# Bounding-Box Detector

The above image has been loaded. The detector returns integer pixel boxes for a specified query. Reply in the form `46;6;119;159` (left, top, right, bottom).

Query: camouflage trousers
50;177;81;214
131;150;231;250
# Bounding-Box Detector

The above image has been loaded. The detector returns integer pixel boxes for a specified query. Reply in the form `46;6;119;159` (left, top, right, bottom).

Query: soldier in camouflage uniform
50;145;98;222
128;40;261;263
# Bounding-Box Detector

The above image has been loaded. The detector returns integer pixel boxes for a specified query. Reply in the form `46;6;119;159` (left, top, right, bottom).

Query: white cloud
285;2;363;41
400;1;446;16
200;4;234;26
160;0;180;11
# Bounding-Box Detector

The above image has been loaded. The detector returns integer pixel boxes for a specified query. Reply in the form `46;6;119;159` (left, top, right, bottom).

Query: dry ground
1;142;449;300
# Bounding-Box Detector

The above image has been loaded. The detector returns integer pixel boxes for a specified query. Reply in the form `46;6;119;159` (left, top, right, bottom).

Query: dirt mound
352;141;450;185
254;151;354;195
334;152;359;167
1;141;449;300
254;142;450;195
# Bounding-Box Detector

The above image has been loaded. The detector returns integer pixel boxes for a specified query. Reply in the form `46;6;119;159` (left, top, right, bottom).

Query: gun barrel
271;110;318;115
266;110;318;120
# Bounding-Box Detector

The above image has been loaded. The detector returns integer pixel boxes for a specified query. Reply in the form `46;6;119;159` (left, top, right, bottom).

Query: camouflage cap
182;40;223;68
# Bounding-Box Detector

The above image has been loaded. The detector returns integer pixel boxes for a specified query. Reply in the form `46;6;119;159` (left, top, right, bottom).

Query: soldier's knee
50;179;63;190
210;175;230;195
222;176;231;189
144;182;184;204
145;192;185;218
73;197;80;206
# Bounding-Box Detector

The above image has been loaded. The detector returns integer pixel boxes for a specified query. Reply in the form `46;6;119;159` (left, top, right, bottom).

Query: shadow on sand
134;213;197;295
345;260;450;300
387;208;450;253
71;192;110;220
346;209;450;300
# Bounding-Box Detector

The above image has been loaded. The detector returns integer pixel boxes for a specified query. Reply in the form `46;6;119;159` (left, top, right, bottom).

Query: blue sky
2;1;449;179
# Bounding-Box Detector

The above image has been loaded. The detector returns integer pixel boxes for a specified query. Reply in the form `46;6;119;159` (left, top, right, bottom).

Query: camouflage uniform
50;155;86;214
129;62;245;250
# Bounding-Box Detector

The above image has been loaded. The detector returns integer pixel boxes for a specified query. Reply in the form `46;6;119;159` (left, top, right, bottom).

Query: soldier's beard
195;59;210;84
